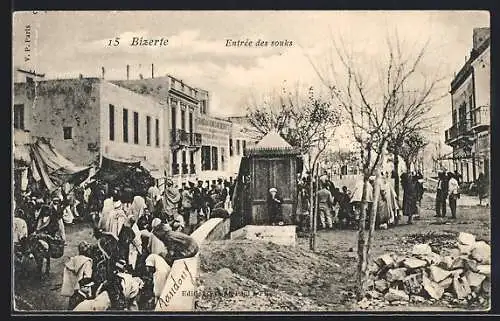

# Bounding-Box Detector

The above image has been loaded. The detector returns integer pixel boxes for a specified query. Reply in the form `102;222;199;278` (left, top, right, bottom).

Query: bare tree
309;31;446;299
399;132;429;172
246;85;342;250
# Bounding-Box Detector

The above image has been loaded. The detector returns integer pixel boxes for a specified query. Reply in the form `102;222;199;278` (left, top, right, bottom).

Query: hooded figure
145;254;171;300
98;197;115;231
128;196;146;222
163;179;181;217
147;218;167;255
73;290;110;311
152;223;199;265
107;201;128;238
61;248;93;297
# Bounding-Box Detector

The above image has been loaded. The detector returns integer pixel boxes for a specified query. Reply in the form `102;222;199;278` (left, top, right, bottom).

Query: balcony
172;163;180;175
189;163;196;174
189;133;202;146
171;129;189;147
445;120;472;145
181;163;189;174
470;106;490;132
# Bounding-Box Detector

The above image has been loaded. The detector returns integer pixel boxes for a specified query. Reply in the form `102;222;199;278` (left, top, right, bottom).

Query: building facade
445;28;490;183
13;77;167;177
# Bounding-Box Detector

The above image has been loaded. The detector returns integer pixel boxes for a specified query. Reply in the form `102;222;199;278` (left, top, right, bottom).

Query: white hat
269;188;277;193
151;218;162;228
114;200;122;209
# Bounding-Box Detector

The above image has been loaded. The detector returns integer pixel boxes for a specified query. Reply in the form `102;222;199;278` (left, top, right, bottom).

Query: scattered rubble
357;232;490;310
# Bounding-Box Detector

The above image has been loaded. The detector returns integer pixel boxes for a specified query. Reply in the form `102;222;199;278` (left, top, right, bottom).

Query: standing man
435;171;448;217
181;183;194;232
317;182;335;229
267;188;284;226
448;172;459;219
68;278;95;310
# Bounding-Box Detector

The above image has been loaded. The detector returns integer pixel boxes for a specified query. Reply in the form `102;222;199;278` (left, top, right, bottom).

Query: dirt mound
196;268;324;311
199;239;357;309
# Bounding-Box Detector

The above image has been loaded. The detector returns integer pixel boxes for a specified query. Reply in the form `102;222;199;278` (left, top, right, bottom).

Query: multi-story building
13;76;166;178
14;66;259;186
227;116;258;177
445;27;490;183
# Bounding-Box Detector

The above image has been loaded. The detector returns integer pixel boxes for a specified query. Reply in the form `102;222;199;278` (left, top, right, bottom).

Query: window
133;112;139;144
221;147;225;171
146;116;151;145
181;109;186;130
63;127;72;140
171;106;177;130
212;146;218;171
182;150;187;164
190;151;195;164
109;104;115;141
189;112;193;133
155;118;160;147
242;140;246;153
14;104;24;130
123;108;129;143
172;150;177;164
236;139;241;155
201;146;211;171
229;138;233;156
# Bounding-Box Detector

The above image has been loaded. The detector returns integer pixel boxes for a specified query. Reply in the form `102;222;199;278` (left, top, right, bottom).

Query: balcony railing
470;106;490;129
171;129;189;146
445;119;472;144
189;163;196;174
189;133;202;146
181;163;189;174
172;163;180;175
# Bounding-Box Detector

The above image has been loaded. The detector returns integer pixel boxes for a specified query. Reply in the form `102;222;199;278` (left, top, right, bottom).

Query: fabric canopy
25;138;91;192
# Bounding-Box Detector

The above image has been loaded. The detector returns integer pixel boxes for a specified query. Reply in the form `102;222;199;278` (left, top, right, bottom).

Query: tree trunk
309;163;315;251
366;141;387;288
356;141;372;300
404;159;411;173
394;152;400;199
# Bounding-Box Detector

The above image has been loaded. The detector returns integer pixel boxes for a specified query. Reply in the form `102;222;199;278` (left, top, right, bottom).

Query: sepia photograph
12;10;491;312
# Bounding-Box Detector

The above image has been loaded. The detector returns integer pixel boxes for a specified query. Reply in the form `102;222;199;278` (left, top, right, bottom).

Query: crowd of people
13;175;238;311
291;170;425;232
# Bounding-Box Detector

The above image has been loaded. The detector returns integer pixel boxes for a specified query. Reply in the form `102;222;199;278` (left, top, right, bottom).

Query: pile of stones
358;232;491;309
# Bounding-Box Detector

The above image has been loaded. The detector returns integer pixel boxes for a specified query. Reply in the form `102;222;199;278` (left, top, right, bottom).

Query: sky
13;11;489;152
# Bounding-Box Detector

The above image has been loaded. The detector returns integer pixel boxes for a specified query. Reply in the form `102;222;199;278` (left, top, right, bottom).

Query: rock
412;244;433;256
463;257;479;272
386;268;408;282
450;269;464;277
453;276;472;299
470;241;491;264
374;279;388;292
296;292;303;297
403;258;427;269
440;256;455;270
366;290;381;299
458;232;476;245
379;223;388;230
457;243;473;255
384;288;409;302
358;298;370;309
419;252;442;266
429;266;452;283
422;273;444;300
465;271;486;289
402;273;423;294
412;295;425;303
477;265;491;277
390;300;402;306
438;277;453;290
216;267;233;276
451;257;465;269
375;254;395;268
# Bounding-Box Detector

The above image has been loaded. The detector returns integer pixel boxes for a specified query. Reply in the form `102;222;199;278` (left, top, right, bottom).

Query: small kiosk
233;131;302;228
